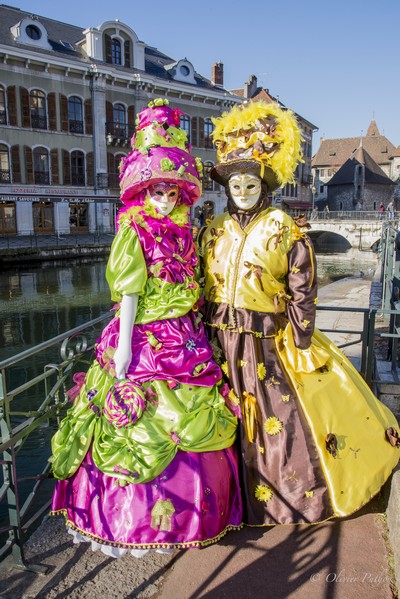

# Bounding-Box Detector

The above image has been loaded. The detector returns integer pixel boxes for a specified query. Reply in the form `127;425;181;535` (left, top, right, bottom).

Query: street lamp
311;186;316;210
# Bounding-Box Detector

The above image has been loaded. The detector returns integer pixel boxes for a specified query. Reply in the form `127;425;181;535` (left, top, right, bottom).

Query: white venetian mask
148;182;180;216
228;173;262;210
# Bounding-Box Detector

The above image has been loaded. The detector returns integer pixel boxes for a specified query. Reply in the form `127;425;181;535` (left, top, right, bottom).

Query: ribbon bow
243;262;264;292
205;228;224;259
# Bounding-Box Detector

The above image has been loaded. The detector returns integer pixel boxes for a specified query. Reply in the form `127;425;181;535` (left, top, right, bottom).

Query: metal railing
308;210;398;221
379;222;400;376
0;312;112;572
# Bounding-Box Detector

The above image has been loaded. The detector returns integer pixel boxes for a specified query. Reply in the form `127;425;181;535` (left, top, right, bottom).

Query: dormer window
165;59;196;85
26;25;41;40
111;38;122;65
11;18;52;50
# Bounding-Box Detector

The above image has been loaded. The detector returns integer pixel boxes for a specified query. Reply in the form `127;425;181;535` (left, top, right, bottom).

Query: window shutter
105;34;112;63
60;94;68;132
124;40;131;68
24;146;34;184
128;104;135;127
84;99;93;135
86;151;94;186
62;149;71;185
50;149;59;185
48;92;57;131
106;101;113;124
7;86;17;126
20;87;30;128
107;152;115;175
199;117;205;147
191;117;198;147
11;145;21;183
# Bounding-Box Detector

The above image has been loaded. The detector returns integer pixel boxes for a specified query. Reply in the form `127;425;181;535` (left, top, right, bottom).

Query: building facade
312;120;400;208
0;6;240;236
231;74;318;213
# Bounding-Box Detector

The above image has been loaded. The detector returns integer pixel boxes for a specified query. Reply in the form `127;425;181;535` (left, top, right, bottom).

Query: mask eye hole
168;191;178;199
247;184;256;190
155;191;164;196
233;184;240;190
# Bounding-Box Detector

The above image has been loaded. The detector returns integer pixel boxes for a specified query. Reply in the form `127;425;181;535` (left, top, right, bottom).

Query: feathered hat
210;101;303;192
119;98;203;205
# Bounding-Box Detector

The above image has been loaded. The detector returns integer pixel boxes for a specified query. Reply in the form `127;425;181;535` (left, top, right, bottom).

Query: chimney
211;61;224;86
244;74;258;99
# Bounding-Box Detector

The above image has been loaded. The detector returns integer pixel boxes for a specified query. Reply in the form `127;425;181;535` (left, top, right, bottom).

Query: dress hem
50;509;243;549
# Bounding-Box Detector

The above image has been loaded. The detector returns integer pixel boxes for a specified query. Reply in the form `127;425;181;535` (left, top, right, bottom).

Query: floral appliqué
221;361;230;378
257;363;267;381
264;416;283;436
255;484;273;503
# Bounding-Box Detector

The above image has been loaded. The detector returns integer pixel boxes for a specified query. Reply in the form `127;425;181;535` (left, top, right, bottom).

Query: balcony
69;120;84;134
31;114;47;130
97;172;120;189
34;171;50;185
0;169;11;183
0;111;6;125
105;122;135;147
71;174;85;187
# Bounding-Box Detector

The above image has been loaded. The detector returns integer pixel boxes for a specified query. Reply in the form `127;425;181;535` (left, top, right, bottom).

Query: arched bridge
307;213;386;250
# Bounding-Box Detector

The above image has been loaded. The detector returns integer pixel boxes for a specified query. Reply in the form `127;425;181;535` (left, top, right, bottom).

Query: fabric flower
104;380;146;428
257;363;267;381
264;416;283;436
221;361;229;378
255;484;273;503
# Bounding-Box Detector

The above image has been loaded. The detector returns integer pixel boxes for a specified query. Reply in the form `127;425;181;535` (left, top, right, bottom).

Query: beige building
312;120;400;208
231;74;318;213
0;5;240;236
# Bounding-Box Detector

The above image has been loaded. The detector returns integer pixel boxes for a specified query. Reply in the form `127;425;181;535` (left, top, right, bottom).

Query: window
0;201;16;233
319;185;324;194
30;90;47;129
68;96;84;134
33;147;49;184
69;203;88;230
0;87;6;125
111;38;122;65
180;114;191;143
113;103;126;137
320;169;325;177
204;118;214;149
203;161;214;191
33;201;54;233
180;65;190;76
0;144;10;183
71;150;85;186
26;25;41;40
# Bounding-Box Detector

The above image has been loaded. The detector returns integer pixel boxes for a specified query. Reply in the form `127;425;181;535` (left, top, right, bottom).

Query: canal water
0;247;380;526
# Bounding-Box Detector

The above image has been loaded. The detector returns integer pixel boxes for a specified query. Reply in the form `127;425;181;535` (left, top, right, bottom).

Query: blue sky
8;0;400;150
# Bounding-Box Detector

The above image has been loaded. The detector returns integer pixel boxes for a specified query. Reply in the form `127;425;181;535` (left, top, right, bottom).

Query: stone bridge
307;219;384;250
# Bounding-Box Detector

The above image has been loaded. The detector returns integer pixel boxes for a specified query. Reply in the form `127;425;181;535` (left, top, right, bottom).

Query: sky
7;0;400;150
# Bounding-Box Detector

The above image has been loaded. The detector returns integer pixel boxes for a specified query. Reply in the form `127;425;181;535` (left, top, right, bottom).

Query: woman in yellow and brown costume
200;101;399;526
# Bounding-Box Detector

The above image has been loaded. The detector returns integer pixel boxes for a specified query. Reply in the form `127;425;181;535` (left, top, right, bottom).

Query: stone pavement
0;276;398;599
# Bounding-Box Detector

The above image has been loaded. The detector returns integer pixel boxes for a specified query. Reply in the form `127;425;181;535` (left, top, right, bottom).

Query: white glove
113;293;138;380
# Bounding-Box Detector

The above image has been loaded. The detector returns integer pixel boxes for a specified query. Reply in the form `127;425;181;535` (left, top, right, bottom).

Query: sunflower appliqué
221;361;230;378
264;416;283;436
255;484;273;503
257;362;267;381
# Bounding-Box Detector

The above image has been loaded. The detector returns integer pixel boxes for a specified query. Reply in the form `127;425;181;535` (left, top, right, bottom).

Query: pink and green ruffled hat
119;98;203;206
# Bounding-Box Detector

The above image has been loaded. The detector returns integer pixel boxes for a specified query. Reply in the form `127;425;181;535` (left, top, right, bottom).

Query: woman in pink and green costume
50;99;242;557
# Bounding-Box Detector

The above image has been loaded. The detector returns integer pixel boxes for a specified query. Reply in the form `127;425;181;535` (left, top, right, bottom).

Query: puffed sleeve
106;222;147;302
286;235;317;349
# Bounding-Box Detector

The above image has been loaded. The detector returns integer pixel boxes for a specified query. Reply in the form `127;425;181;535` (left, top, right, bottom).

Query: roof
327;147;395;187
0;4;231;92
313;121;396;168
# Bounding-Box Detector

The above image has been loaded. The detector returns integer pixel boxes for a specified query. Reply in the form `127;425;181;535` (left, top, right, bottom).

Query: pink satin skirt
52;446;242;549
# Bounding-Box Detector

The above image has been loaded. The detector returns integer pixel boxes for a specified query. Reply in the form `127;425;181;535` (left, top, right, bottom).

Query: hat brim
210;159;280;192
